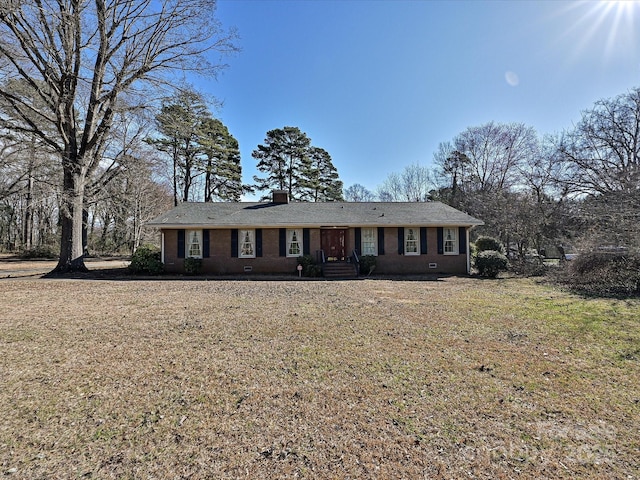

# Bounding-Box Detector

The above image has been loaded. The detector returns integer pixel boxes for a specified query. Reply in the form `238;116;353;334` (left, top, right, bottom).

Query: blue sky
199;0;640;199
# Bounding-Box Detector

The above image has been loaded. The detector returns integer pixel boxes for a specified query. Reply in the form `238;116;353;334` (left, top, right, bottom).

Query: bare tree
376;164;434;202
437;122;538;194
90;153;171;254
343;183;375;202
558;88;640;251
560;87;640;196
1;128;60;252
0;0;236;272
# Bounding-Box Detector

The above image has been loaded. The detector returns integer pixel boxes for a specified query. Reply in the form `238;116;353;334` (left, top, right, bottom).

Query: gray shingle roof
148;201;484;229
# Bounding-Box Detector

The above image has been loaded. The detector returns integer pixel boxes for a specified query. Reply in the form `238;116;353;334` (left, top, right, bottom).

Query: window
362;227;377;256
187;230;202;258
405;227;419;255
239;229;255;258
287;229;302;257
444;228;457;254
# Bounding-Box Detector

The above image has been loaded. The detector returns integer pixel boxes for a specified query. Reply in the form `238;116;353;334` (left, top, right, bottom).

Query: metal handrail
350;249;360;275
316;249;326;264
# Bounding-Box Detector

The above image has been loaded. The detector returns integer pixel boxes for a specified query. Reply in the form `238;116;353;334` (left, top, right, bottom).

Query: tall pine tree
252;127;342;202
300;147;343;202
200;118;243;202
151;90;244;203
252;127;311;201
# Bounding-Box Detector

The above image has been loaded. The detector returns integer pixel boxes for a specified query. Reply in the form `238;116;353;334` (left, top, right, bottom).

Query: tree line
0;81;343;260
0;0;341;272
1;0;637;273
344;88;640;261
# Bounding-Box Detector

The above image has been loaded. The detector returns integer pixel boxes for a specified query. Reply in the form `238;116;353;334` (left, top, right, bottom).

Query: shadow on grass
39;268;470;283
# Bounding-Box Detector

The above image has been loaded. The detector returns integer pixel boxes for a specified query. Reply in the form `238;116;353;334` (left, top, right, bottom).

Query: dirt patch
0;275;638;478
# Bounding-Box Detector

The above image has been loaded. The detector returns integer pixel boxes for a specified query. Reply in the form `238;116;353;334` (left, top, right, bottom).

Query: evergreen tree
252;127;311;201
153;91;209;205
252;127;343;202
300;147;343;201
151;90;244;203
199;118;243;202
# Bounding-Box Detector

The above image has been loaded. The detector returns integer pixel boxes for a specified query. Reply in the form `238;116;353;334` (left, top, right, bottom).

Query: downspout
466;227;471;275
161;231;165;265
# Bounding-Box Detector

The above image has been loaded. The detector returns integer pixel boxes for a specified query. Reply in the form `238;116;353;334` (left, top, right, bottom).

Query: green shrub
475;250;509;278
184;257;202;275
297;255;322;277
474;236;505;254
469;242;477;260
128;245;163;275
359;255;377;275
559;252;640;297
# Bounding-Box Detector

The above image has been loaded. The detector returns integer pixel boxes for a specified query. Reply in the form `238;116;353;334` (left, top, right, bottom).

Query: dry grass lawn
0;263;638;478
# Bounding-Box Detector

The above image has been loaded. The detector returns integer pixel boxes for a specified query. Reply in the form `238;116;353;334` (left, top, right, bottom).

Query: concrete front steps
322;262;358;279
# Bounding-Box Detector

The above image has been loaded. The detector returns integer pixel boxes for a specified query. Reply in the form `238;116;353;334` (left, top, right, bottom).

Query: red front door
321;229;346;261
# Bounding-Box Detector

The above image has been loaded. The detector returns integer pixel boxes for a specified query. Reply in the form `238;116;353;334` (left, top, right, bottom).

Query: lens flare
557;0;638;62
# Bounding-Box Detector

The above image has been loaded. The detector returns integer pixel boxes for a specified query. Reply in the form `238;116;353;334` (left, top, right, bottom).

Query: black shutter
231;229;238;257
256;229;263;257
303;228;310;255
202;229;210;258
377;227;385;255
355;227;362;255
437;227;444;255
397;227;404;255
458;227;466;255
420;227;427;255
177;229;185;258
279;228;286;257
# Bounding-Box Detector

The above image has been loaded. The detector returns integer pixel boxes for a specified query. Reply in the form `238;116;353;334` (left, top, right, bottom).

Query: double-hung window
444;228;457;254
239;229;255;258
187;230;202;258
362;227;377;256
287;229;303;257
404;228;419;255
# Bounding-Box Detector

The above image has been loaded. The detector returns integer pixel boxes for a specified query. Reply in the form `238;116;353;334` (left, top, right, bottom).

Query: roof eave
149;221;485;229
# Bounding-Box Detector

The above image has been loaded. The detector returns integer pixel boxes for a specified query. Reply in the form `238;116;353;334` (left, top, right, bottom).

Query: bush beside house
128;245;163;275
473;236;508;278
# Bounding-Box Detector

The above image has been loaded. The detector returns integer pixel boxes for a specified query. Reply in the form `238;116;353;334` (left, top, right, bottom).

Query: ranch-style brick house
148;191;483;276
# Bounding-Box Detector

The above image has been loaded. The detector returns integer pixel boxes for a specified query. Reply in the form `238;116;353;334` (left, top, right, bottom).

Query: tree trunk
54;165;88;273
23;169;34;251
173;140;179;207
22;137;37;250
82;207;89;256
204;158;212;202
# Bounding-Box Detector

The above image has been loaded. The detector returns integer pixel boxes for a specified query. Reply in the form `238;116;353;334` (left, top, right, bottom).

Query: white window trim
362;227;377;256
239;229;255;258
286;229;303;257
186;229;203;259
404;227;420;256
444;227;458;255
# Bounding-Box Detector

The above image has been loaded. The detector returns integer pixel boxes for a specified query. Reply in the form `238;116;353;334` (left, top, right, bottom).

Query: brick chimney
272;190;289;204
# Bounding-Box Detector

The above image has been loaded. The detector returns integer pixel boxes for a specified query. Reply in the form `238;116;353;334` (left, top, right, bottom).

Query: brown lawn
0;264;638;478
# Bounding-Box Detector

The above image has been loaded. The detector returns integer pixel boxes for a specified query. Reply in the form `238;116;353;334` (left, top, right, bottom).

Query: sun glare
559;0;638;61
594;0;638;56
